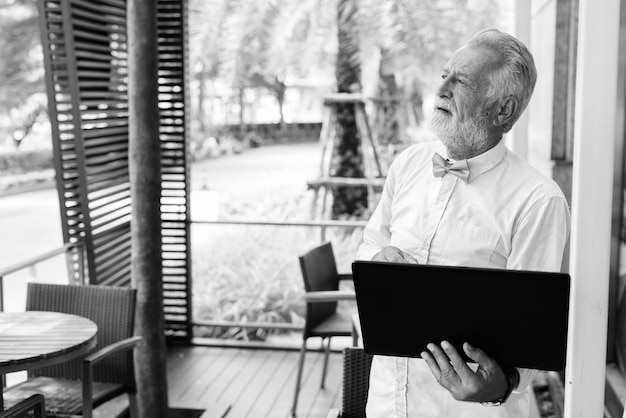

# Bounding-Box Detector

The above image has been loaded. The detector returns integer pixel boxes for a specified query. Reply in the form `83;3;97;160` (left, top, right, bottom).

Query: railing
0;242;84;312
189;218;367;345
0;219;365;345
191;218;368;241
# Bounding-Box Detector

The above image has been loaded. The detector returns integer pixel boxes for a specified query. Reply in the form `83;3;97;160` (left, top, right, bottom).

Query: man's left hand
421;341;509;403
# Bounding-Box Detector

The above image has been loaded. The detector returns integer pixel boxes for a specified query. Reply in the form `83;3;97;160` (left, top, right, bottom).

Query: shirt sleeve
356;155;399;261
508;194;571;272
507;193;571;393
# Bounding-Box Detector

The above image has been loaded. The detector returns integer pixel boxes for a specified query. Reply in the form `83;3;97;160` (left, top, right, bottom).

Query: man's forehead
443;44;501;75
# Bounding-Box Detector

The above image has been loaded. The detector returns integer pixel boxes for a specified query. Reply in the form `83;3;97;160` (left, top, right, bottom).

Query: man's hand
371;246;418;264
420;341;509;403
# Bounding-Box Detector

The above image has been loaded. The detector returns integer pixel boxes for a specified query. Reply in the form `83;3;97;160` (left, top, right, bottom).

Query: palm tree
331;0;368;218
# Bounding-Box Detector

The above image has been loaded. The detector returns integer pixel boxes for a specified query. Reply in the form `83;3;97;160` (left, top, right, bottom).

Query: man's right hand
371;246;418;264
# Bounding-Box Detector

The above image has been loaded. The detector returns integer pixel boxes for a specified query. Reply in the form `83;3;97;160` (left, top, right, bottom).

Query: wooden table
0;311;98;411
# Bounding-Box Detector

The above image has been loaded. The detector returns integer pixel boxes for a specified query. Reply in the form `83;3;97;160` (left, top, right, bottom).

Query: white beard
429;109;493;159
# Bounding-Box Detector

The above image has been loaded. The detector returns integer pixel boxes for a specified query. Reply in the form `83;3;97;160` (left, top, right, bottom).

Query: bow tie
432;152;470;183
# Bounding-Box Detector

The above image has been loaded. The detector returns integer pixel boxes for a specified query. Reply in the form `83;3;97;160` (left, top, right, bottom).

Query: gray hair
466;28;537;132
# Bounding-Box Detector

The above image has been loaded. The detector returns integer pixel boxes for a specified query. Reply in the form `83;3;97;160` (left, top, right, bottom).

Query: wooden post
564;0;620;416
127;1;169;417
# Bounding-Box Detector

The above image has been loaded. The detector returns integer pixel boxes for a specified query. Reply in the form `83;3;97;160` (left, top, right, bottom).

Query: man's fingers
463;342;497;371
441;341;473;379
426;343;461;385
391;247;412;263
402;252;419;264
420;350;441;381
372;246;418;264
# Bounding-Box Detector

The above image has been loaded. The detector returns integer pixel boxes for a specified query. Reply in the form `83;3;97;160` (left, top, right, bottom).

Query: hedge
0;149;54;174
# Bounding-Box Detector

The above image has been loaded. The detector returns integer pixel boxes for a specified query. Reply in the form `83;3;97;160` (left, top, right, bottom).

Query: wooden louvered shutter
39;0;132;287
38;0;192;341
157;0;192;342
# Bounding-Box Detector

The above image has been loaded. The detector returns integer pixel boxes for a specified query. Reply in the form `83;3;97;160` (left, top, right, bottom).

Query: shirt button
421;242;428;250
396;382;405;391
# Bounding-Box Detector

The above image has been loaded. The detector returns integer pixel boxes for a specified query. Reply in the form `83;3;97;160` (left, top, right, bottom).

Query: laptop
351;260;570;371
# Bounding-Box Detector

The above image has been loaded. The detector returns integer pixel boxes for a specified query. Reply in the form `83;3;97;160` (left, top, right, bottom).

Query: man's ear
494;96;518;129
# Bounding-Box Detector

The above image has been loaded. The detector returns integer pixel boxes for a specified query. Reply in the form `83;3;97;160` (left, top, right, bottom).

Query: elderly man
356;29;570;417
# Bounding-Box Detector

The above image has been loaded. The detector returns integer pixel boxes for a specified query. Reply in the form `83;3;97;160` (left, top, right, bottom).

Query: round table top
0;311;97;374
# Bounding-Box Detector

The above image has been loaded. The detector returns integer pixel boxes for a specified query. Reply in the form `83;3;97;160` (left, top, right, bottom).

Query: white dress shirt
357;140;570;418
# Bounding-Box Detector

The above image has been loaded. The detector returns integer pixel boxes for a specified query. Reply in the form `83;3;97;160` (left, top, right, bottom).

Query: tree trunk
127;1;169;417
276;85;286;129
374;47;401;147
238;86;246;138
332;0;367;218
197;64;207;135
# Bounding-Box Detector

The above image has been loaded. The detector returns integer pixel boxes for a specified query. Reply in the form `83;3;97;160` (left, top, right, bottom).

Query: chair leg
291;339;307;417
128;392;139;418
321;337;331;389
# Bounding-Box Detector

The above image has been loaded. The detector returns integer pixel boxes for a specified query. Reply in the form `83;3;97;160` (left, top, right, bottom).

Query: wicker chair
327;347;373;418
2;394;46;418
3;283;141;418
291;242;357;416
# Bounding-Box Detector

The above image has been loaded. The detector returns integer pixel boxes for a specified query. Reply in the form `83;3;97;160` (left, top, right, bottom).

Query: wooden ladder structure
307;93;386;220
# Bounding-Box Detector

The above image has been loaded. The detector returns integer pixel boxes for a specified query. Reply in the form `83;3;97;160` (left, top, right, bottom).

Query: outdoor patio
94;344;344;418
166;345;342;418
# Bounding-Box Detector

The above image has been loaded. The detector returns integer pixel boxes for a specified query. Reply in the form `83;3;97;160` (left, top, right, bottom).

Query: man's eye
441;74;447;80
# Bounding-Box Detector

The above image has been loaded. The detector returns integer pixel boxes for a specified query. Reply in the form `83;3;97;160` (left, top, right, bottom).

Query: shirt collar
442;140;506;183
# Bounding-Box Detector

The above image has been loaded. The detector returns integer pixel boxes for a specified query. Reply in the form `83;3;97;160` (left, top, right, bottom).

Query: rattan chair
3;283;141;418
291;242;357;416
2;394;46;418
327;347;373;418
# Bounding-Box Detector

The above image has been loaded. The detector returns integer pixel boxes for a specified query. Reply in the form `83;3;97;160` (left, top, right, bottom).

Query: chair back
26;283;137;387
342;347;373;418
299;241;340;337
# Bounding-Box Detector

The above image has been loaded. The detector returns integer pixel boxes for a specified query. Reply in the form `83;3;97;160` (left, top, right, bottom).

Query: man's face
429;45;502;159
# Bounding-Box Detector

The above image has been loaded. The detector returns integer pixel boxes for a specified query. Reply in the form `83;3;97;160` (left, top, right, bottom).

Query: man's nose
436;78;452;99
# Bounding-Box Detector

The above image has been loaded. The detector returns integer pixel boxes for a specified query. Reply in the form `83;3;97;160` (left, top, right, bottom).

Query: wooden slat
94;246;132;275
165;345;346;418
86;170;129;187
88;187;130;207
71;6;126;25
70;0;126;18
99;263;131;286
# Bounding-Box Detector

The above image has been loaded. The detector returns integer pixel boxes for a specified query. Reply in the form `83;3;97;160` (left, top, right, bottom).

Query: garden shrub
0;149;53;174
190;192;364;341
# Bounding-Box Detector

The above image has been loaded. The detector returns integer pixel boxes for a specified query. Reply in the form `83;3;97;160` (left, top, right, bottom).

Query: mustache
434;99;454;113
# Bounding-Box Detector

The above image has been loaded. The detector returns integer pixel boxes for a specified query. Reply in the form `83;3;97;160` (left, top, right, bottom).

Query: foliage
188;0;338;131
0;0;47;148
187;0;502;217
191;192;363;341
189;0;300;130
187;0;502;112
0;148;52;173
358;0;501;90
